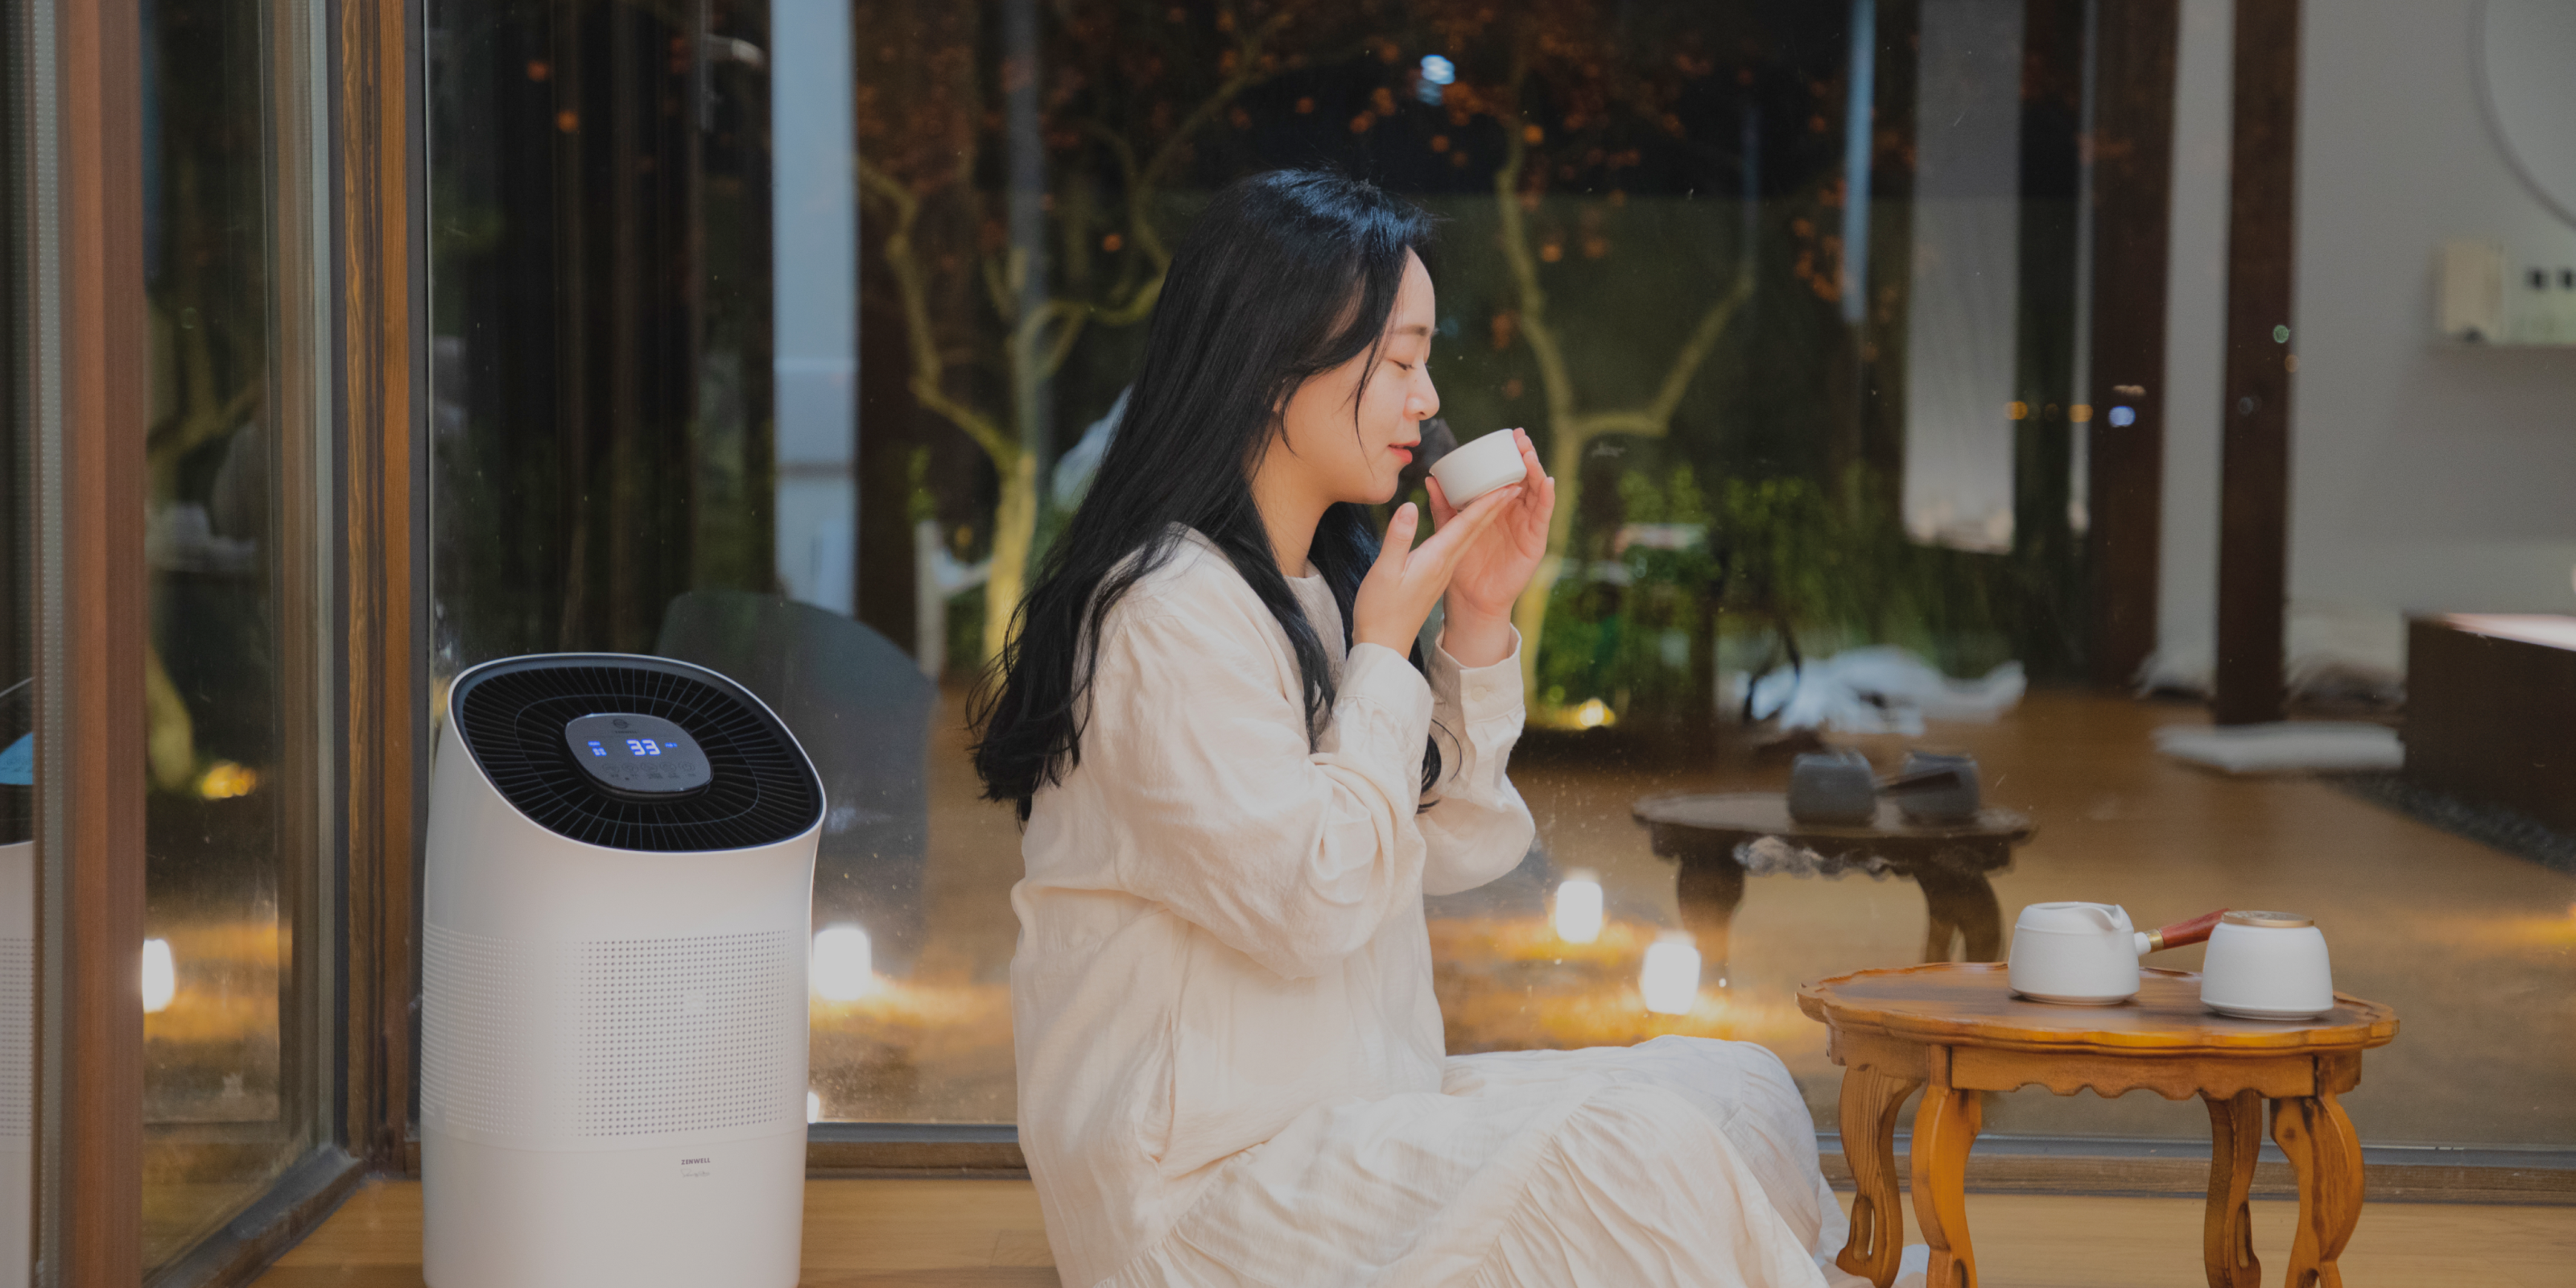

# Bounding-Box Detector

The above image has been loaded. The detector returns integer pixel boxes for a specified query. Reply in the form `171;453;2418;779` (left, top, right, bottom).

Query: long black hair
970;169;1444;820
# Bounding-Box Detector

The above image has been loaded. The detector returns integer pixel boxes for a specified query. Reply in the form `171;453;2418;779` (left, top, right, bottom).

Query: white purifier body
2;679;32;1288
423;654;822;1288
0;837;27;1288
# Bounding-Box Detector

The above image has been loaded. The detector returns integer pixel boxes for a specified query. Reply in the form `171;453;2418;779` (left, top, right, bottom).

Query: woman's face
1269;250;1441;507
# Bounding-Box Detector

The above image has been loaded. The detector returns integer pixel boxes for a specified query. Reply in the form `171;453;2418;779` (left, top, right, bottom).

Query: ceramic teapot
2007;902;2228;1005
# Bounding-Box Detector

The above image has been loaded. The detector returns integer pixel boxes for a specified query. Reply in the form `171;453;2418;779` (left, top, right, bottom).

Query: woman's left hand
1426;427;1554;662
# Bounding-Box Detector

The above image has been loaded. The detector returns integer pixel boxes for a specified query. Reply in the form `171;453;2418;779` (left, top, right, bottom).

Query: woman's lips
1389;446;1414;464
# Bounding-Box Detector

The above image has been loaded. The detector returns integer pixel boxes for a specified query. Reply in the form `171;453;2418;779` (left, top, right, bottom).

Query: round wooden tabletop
1633;792;2033;842
1798;962;2398;1056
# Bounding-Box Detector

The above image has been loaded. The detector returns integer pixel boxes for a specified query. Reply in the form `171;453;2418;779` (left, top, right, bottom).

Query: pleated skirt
1100;1035;1872;1288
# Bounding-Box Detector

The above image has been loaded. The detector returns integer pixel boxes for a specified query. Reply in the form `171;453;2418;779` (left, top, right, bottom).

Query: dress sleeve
1086;606;1435;980
1417;627;1538;897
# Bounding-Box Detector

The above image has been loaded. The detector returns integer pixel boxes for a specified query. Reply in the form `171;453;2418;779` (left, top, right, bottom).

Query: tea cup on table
2199;910;2334;1020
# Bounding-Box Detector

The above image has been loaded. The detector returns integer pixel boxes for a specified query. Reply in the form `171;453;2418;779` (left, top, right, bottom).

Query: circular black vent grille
452;656;821;853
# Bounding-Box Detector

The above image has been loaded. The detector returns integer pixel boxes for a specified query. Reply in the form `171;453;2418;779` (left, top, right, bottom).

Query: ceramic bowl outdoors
1787;750;1878;825
1427;429;1526;506
1894;749;1981;823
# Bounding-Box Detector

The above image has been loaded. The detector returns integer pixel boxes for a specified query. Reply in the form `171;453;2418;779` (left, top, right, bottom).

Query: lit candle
811;924;876;1001
142;938;176;1014
1553;869;1604;945
1640;932;1701;1015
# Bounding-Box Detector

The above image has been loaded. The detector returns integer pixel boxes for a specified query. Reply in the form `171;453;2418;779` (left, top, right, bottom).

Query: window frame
15;0;385;1279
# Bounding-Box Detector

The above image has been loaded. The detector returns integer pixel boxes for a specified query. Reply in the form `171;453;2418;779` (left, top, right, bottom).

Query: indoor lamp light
141;938;176;1014
1640;931;1702;1015
811;923;877;1001
1553;868;1604;945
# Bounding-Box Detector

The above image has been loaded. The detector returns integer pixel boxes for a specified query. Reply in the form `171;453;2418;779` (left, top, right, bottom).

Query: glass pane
2;27;33;1268
140;0;333;1265
429;0;2576;1161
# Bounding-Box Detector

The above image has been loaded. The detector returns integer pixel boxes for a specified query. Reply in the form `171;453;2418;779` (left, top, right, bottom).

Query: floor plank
255;1178;2576;1286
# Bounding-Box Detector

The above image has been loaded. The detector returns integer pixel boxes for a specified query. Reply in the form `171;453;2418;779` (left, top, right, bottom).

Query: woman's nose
1411;377;1439;423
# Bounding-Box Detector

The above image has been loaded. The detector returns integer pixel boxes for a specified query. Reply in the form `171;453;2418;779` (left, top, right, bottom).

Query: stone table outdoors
1630;793;2033;980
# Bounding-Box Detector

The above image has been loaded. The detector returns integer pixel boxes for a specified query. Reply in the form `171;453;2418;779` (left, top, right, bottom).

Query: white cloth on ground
1010;528;1847;1287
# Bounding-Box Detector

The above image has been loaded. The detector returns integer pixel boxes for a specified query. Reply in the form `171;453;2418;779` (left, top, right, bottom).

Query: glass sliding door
2;0;35;1261
423;0;2576;1167
137;0;340;1267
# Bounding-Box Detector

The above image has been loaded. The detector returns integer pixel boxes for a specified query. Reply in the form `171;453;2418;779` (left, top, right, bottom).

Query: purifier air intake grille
422;925;799;1143
575;932;795;1137
453;657;821;852
0;938;27;1135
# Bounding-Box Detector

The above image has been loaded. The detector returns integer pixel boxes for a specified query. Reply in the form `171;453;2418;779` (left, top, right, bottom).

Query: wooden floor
254;1178;2574;1287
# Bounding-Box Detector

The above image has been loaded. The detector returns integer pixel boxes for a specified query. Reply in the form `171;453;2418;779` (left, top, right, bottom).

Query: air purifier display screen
562;712;713;798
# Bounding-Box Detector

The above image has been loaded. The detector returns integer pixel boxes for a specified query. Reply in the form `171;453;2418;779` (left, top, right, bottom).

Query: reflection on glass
5;24;31;1256
0;683;31;1286
140;0;330;1265
427;0;2576;1154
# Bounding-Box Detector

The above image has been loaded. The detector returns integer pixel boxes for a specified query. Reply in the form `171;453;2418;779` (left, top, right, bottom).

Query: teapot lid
2222;910;2313;928
2014;901;2131;931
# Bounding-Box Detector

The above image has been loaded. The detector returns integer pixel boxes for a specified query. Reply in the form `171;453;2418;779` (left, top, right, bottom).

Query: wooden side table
1798;963;2398;1288
1632;794;2032;975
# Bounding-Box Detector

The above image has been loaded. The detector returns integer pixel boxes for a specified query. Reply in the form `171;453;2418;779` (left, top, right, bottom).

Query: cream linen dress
1010;529;1857;1288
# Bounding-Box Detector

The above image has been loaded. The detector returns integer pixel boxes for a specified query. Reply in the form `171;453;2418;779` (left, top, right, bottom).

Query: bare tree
853;0;1337;661
1418;2;1755;693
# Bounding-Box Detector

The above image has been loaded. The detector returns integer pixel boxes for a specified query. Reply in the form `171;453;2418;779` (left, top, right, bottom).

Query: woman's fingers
1410;485;1519;576
1354;489;1521;653
1373;502;1420;574
1515;471;1555;552
1424;475;1456;525
1514;429;1544;489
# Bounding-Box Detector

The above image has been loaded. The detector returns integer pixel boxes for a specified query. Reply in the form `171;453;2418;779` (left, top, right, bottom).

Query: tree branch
1567;272;1754;440
861;158;1018;468
1492;63;1577;437
1129;6;1301;269
1645;272;1754;426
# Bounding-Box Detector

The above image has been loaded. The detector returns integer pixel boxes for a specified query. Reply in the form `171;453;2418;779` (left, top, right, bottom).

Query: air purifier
422;655;823;1288
0;679;30;1288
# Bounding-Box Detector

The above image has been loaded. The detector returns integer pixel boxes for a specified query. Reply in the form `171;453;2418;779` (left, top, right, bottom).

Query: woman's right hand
1352;488;1521;656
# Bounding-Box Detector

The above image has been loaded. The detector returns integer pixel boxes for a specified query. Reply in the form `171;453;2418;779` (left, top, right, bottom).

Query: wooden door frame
338;0;426;1174
42;0;151;1276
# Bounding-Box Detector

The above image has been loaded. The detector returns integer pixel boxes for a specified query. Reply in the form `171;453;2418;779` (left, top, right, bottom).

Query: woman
973;171;1852;1288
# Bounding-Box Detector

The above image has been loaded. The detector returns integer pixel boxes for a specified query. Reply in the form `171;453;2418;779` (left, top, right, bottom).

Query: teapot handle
2142;908;2229;952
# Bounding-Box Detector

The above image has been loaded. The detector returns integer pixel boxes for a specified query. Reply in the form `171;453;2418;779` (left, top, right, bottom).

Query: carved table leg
1674;848;1747;984
2202;1089;2261;1288
2273;1092;2363;1288
1911;1083;1983;1288
1835;1067;1922;1286
1913;861;2005;962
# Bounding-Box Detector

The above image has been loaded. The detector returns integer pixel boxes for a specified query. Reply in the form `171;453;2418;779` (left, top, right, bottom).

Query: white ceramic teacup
2008;902;2148;1004
2200;910;2334;1020
1428;429;1526;507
